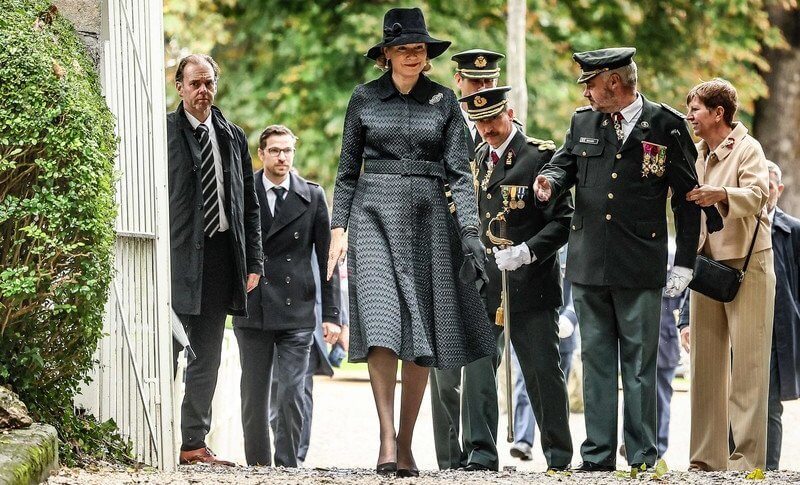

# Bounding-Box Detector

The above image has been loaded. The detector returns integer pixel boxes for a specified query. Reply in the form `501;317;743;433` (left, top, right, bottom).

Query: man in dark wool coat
233;125;341;467
762;161;800;470
167;54;263;466
533;47;701;471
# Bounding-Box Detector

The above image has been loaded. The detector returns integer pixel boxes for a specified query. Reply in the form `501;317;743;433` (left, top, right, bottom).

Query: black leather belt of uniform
363;159;446;180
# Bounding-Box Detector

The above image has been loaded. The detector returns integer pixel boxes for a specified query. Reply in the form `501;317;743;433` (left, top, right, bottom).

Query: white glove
557;314;575;339
665;265;693;297
493;243;534;271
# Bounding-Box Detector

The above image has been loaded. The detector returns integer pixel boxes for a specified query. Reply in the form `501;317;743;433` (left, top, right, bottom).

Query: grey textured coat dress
331;72;494;369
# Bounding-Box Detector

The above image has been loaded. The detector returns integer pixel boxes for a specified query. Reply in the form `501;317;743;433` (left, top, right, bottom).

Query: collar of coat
176;101;235;140
698;121;748;163
377;71;434;104
257;169;312;203
773;207;793;235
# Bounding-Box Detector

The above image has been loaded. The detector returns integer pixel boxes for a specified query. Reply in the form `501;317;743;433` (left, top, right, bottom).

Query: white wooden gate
75;0;175;470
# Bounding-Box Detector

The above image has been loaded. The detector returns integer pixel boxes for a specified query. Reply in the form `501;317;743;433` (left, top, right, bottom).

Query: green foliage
163;1;779;192
0;0;129;466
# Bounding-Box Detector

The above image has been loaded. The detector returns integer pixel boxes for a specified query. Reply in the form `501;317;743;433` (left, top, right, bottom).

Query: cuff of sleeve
247;262;264;275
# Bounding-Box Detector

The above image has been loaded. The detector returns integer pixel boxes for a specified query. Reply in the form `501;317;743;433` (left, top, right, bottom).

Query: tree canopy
164;0;781;191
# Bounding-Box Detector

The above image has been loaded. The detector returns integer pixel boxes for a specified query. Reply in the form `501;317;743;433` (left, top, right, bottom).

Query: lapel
210;108;234;214
774;208;791;235
177;103;203;167
695;141;708;184
487;129;524;192
265;171;311;241
603;113;620;150
254;170;273;235
619;96;654;154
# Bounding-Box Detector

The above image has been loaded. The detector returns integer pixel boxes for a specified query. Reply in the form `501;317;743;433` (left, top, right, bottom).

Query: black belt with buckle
363;159;446;180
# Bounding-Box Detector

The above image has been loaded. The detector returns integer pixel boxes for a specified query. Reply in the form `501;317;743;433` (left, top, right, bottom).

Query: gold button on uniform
606;214;612;221
486;248;492;255
485;212;491;219
608;193;614;199
572;225;576;230
486;193;492;199
651;232;657;238
616;153;622;159
582;151;587;156
611;173;618;179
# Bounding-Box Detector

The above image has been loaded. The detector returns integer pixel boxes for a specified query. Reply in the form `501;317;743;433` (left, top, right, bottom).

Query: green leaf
654;458;668;478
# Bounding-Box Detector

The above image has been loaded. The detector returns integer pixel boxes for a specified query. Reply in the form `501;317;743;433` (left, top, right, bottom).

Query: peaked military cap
451;49;505;79
458;86;512;121
573;47;636;83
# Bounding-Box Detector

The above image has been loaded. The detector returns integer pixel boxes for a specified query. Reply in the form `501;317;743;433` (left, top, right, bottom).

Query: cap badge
474;96;487;107
474;56;487;68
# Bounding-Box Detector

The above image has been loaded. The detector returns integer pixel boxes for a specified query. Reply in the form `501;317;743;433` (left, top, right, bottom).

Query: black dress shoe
576;462;616;472
463;462;491;472
396;468;419;478
376;462;397;475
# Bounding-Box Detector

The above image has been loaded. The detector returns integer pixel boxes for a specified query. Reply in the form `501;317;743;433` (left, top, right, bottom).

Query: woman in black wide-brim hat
326;7;495;477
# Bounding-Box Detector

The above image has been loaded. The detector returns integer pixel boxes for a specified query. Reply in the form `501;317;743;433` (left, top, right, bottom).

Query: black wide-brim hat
365;7;451;61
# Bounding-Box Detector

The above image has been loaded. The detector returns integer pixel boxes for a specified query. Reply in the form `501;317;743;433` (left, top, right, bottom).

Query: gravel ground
47;464;800;484
46;360;800;484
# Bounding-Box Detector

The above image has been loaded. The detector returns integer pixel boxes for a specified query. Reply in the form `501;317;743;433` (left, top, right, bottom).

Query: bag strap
740;213;762;273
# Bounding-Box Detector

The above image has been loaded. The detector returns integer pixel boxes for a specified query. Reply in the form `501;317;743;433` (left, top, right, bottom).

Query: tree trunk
753;5;800;213
506;0;527;128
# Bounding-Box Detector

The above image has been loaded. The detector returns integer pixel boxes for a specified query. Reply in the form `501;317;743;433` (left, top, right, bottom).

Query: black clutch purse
688;215;760;303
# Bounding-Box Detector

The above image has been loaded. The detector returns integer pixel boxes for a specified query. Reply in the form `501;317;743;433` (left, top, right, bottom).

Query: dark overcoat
233;171;340;331
538;96;701;288
167;102;263;316
771;207;800;401
476;129;573;315
330;71;495;369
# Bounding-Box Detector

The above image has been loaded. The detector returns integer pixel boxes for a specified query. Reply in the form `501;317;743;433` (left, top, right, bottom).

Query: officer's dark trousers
573;284;661;468
766;344;783;470
235;326;313;467
505;309;573;468
656;365;677;457
175;232;234;451
270;342;320;462
430;325;502;470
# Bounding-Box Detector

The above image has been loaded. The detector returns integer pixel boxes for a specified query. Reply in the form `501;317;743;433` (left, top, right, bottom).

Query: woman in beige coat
683;78;775;471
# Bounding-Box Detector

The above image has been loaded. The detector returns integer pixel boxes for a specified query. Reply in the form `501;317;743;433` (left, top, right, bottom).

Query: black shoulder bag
688;215;760;303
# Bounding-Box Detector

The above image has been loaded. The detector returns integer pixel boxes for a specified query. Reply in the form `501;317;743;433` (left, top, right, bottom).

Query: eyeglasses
265;147;296;157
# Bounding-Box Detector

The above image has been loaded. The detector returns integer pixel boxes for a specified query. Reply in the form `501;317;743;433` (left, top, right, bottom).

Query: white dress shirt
262;174;290;216
185;111;230;232
615;93;644;143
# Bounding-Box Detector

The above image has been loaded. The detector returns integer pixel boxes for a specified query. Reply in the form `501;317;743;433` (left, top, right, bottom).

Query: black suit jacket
234;171;340;331
539;95;701;288
478;129;574;314
167;102;263;316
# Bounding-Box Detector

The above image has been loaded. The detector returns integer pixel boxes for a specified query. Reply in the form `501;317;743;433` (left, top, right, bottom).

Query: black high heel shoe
396;468;419;478
376;462;397;475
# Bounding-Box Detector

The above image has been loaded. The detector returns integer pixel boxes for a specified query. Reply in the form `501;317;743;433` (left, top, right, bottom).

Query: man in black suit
460;86;574;471
167;54;263;466
533;48;701;471
233;125;340;467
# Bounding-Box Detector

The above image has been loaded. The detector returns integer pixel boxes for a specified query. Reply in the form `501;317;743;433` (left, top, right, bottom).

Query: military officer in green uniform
428;49;507;472
462;86;575;470
533;47;701;471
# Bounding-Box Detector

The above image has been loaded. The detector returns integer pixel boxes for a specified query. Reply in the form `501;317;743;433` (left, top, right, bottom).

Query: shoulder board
526;136;556;152
575;105;592;113
660;103;686;119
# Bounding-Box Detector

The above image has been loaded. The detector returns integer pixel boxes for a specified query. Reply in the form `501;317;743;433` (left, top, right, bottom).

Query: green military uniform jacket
478;129;574;314
538;95;700;288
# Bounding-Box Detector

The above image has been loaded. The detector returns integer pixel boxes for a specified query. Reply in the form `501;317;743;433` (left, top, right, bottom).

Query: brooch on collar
429;93;443;105
723;138;735;149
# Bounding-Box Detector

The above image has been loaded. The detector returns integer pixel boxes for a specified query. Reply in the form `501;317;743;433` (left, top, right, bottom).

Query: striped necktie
194;124;221;237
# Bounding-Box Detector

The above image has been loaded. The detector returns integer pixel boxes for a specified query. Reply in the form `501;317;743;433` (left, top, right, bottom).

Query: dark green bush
0;0;131;465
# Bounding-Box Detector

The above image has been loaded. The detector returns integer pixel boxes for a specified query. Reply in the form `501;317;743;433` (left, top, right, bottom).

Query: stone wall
52;0;102;67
